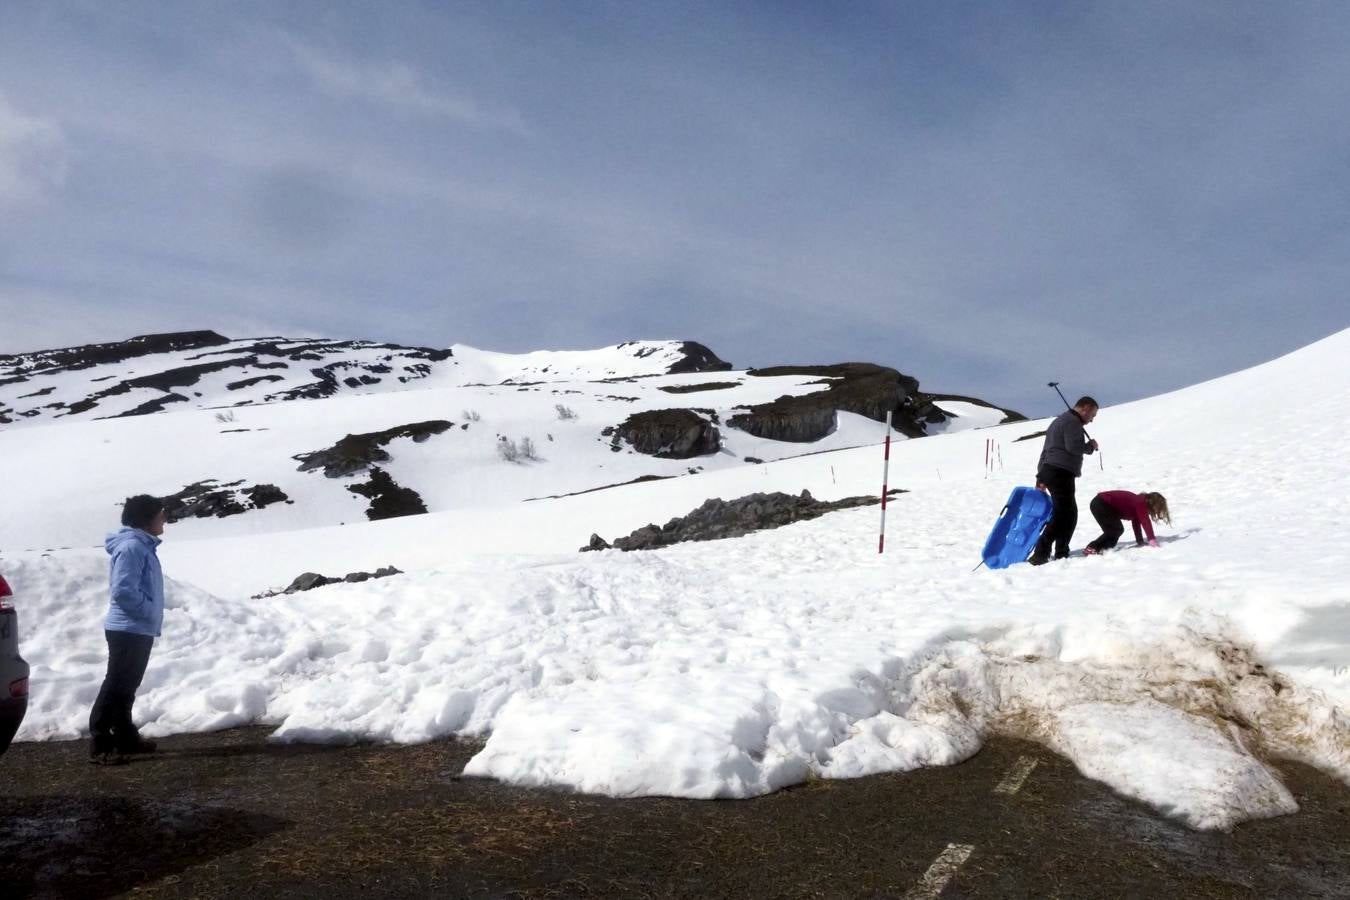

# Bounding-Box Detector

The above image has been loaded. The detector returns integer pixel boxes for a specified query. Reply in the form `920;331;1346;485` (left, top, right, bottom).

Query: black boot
116;735;158;755
90;736;128;765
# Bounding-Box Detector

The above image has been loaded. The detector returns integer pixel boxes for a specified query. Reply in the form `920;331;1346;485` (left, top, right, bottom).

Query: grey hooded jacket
1038;408;1095;477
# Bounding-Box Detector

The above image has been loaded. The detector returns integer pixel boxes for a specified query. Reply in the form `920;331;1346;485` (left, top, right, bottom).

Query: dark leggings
89;630;155;751
1033;465;1078;559
1086;496;1126;552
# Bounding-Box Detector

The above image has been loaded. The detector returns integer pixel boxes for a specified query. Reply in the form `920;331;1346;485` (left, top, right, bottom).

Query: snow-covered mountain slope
0;334;1015;551
3;327;1347;832
0;332;731;428
445;341;731;384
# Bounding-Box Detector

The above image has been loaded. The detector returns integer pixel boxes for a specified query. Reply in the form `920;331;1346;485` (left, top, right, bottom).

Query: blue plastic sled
981;486;1053;569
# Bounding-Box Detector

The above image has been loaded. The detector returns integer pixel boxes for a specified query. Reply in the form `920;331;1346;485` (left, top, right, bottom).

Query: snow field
0;363;901;551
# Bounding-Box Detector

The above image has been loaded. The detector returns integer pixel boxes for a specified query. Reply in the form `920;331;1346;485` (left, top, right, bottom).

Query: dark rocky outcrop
162;479;292;522
582;488;904;551
294;421;453;478
658;381;741;394
722;365;1024;443
666;341;734;374
253;565;404;597
62;357;261;417
607;409;720;459
244;483;290;508
0;331;231;376
227;375;285;391
609;340;732;375
920;393;1027;426
527;473;672;501
109;393;191;418
346;467;428;520
262;362;347;401
727;363;925;442
581;533;611;551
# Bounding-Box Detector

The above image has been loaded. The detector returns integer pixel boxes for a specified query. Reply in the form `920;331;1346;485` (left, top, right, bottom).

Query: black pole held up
1047;381;1092;440
1048;381;1102;469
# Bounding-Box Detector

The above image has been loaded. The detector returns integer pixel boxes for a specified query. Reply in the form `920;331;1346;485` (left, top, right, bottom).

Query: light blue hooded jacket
105;527;165;637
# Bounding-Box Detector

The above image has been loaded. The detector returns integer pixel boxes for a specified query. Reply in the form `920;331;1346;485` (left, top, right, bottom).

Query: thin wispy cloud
285;37;529;136
0;91;68;207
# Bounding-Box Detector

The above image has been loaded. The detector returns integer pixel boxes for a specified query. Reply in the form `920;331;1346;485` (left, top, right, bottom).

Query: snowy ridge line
0;334;732;431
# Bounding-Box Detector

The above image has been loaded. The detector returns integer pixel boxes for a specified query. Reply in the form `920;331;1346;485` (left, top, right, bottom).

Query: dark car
0;573;29;755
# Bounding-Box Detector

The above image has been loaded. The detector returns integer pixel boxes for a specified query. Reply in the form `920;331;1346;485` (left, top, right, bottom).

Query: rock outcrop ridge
582;488;902;551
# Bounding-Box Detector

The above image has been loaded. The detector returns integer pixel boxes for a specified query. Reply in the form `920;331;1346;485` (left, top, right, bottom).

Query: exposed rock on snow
661;340;734;374
0;332;456;427
346;467;428;520
588;488;902;551
0;330;231;375
293;421;453;478
725;365;1026;443
253;565;404;597
920;393;1025;426
728;363;922;441
64;358;257;417
226;374;284;391
609;408;721;459
162;480;291;522
581;533;611;551
657;381;741;394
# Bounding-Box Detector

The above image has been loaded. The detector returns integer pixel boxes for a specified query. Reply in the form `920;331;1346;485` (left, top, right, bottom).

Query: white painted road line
993;755;1039;795
902;843;975;900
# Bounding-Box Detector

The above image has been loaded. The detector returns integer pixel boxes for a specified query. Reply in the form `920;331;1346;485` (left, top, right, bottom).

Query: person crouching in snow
89;494;168;763
1083;491;1170;555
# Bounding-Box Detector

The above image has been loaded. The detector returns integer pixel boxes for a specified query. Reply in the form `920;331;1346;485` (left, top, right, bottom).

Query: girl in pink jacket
1083;491;1170;555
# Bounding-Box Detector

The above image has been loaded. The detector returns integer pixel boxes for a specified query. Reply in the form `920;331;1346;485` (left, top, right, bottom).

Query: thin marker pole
879;410;893;553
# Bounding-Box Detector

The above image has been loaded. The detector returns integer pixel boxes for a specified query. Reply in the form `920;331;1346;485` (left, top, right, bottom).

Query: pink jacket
1096;491;1156;543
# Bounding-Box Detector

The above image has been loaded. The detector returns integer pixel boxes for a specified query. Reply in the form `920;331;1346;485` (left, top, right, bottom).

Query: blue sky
2;1;1347;415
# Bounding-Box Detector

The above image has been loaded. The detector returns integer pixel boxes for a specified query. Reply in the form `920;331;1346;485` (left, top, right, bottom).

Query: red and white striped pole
878;410;893;553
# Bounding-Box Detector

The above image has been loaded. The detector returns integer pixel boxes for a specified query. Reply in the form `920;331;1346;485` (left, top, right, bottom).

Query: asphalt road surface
2;729;1346;898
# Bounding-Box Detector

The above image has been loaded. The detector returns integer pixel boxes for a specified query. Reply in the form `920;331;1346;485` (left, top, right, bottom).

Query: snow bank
11;509;1346;832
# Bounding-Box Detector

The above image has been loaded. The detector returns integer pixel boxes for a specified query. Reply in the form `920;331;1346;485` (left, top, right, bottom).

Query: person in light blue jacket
89;494;168;763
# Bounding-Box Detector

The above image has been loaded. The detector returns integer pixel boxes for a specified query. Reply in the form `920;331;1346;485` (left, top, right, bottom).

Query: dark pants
89;630;155;752
1033;465;1078;560
1086;495;1125;552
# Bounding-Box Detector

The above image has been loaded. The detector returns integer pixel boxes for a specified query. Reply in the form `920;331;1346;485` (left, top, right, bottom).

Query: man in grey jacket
1029;397;1098;565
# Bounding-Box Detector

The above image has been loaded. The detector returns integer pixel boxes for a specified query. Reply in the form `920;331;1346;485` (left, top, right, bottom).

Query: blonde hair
1144;492;1171;526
